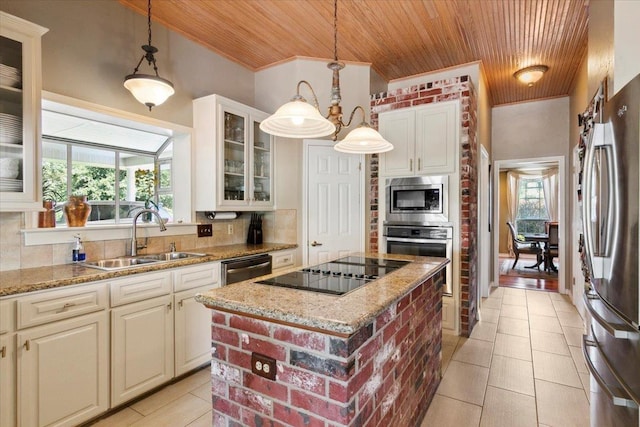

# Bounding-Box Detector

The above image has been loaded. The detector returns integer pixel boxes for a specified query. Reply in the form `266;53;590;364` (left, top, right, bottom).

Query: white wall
492;98;570;161
613;0;640;93
0;0;255;127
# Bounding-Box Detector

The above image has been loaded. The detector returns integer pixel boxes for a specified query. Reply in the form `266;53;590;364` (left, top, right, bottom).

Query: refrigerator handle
582;334;639;408
582;125;598;271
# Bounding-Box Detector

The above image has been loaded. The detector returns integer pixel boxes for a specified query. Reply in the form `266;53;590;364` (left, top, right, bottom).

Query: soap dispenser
72;235;86;263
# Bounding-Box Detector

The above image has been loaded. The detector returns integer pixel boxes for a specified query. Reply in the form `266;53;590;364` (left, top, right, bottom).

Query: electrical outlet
251;352;276;380
197;224;212;237
227;224;233;235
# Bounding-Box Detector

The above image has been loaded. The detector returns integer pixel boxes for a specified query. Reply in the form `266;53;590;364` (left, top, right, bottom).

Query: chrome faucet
131;209;167;256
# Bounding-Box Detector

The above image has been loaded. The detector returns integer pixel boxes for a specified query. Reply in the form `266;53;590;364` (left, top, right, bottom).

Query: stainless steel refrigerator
581;74;640;427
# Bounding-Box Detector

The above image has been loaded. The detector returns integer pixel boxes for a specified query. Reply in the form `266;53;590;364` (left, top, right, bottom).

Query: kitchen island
196;254;448;427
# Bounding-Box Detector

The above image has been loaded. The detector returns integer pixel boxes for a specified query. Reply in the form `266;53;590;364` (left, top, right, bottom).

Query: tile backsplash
0;210;297;272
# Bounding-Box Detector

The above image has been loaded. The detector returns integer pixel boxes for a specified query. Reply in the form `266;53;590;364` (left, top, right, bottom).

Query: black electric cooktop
257;256;409;296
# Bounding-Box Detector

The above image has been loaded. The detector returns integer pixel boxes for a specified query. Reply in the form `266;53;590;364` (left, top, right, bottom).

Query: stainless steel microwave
385;176;448;223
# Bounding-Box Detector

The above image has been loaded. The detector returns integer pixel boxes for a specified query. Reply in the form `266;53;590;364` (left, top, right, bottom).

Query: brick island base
207;270;444;427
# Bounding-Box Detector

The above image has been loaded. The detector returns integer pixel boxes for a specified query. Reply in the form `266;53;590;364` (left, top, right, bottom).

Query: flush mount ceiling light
124;0;174;111
334;106;393;154
261;0;392;154
513;65;549;87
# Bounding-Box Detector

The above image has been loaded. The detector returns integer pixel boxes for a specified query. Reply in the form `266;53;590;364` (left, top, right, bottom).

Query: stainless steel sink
82;252;206;271
143;252;206;261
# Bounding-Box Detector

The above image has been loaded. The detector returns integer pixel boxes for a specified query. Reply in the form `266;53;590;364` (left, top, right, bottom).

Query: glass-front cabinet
0;12;48;211
194;94;274;211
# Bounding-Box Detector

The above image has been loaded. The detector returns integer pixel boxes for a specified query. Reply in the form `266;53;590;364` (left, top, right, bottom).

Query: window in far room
515;177;549;234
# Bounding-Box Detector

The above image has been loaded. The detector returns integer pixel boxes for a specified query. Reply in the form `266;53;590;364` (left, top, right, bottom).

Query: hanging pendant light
334;106;393;154
124;0;174;111
259;80;336;138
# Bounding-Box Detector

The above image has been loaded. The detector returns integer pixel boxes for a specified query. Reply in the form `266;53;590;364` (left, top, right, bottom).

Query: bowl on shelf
0;158;19;179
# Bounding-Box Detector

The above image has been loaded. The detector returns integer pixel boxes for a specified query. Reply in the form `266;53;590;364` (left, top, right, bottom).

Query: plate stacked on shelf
0;64;21;88
0;113;22;144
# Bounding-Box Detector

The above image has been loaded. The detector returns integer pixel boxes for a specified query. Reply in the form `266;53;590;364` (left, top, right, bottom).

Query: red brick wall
208;270;444;426
368;76;479;336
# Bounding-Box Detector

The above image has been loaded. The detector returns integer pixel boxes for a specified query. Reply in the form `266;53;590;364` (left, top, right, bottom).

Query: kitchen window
42;138;173;226
516;178;549;234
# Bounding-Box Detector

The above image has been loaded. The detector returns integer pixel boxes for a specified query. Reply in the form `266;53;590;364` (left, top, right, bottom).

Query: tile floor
89;367;212;427
421;286;590;427
93;287;589;427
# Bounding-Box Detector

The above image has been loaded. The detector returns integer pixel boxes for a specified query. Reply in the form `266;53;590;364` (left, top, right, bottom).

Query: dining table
522;232;557;272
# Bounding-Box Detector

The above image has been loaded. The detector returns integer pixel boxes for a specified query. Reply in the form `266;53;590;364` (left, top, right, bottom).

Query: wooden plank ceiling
119;0;589;106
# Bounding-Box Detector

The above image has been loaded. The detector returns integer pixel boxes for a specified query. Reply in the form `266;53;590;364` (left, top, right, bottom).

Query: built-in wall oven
384;224;453;295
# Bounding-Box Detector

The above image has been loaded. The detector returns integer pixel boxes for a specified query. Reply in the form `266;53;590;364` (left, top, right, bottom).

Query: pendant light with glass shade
260;0;392;154
124;0;175;111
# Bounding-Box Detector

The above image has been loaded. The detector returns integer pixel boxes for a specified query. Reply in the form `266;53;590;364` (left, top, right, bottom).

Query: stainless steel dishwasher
221;253;272;285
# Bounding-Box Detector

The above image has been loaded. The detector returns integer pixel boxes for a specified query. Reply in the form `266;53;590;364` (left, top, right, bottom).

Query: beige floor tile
562;325;585;347
452;338;494;367
483;298;502;310
488;287;505;298
556;310;586;328
548;292;568;301
503;287;527;297
526;302;556;317
493;333;532;361
535;379;590;427
568;345;588;374
436;360;489;405
131;367;211;416
190;383;212;403
500;304;529;320
579;372;591;400
528;314;563;334
552;298;578;313
443;330;461;346
480;386;537;427
92;407;144;426
421;394;482;427
130;394;211;427
469;321;498;342
186;411;212;427
531;329;570;356
532;350;583;388
488;355;535;396
497;317;530;338
442;343;457;374
526;290;552;300
479;307;500;324
502;294;527;307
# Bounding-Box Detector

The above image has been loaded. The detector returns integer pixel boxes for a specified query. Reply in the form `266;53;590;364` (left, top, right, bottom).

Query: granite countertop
0;243;297;297
195;253;448;336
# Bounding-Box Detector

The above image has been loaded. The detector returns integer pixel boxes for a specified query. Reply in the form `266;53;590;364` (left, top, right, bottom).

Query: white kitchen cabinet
0;12;48;212
174;285;214;376
379;100;459;177
270;249;296;272
0;333;16;427
16;311;109;427
194;94;275;211
173;262;219;376
111;294;174;407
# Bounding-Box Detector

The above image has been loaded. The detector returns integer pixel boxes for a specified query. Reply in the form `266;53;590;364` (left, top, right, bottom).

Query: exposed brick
229;386;273;416
211;342;227;361
213;395;241;420
241;335;286;361
230;315;270;336
290;389;356;424
273;403;326;427
211;360;241;384
228;348;252;370
243;371;288;402
290;350;354;381
330;323;373;358
212;325;240;347
273;327;327;352
212;310;227;325
277;364;326;396
240;409;283;427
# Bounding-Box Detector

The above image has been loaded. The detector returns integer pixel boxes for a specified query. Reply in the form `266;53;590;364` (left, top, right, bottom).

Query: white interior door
305;142;363;265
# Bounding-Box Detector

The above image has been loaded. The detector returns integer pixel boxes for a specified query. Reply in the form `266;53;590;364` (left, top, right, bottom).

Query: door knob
310;241;323;247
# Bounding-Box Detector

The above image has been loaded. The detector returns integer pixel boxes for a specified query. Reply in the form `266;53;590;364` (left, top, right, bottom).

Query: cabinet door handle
409;159;413;171
418;158;421;171
178;300;184;309
57;302;76;313
167;302;172;310
23;340;30;351
1;346;6;358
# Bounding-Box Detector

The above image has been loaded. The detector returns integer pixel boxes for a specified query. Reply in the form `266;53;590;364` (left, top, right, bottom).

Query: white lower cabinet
111;294;174;407
174;285;214;376
0;333;16;427
270;249;296;272
16;311;109;427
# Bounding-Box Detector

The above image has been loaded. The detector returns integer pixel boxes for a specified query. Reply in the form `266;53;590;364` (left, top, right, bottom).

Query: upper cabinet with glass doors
193;94;275;211
0;12;48;211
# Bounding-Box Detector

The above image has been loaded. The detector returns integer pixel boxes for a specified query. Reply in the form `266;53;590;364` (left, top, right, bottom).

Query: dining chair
506;221;543;270
546;223;559;272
